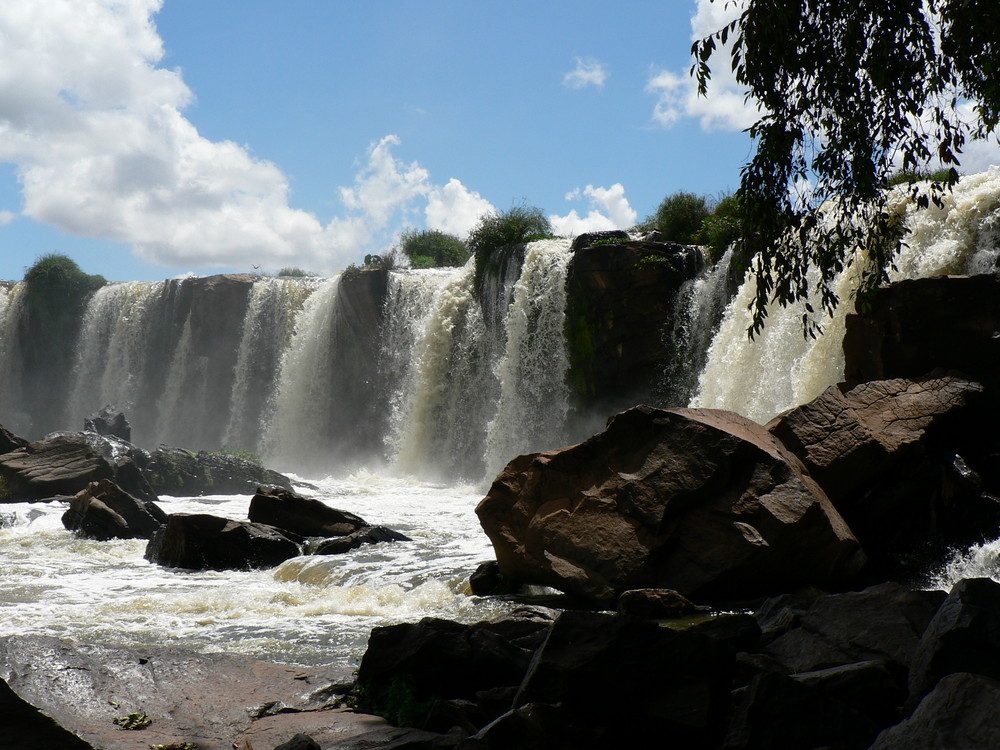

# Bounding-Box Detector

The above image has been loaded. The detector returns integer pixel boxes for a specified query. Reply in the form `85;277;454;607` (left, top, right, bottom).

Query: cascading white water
385;239;574;482
66;281;165;430
0;283;24;431
485;238;574;476
262;276;343;471
223;277;318;452
691;168;1000;422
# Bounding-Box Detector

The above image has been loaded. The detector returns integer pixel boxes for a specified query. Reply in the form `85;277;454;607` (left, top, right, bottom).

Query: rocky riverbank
2;273;999;748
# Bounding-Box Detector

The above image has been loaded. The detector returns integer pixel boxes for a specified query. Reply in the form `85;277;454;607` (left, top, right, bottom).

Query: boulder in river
83;404;132;443
248;485;367;537
144;512;301;570
145;445;293;496
61;479;166;541
0;432;154;503
476;405;865;606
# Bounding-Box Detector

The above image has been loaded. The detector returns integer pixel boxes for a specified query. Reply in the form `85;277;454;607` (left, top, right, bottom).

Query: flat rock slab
0;635;420;750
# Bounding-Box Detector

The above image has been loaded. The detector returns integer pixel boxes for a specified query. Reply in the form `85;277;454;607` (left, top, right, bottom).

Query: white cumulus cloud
0;0;492;274
563;58;608;90
425;178;495;238
550;183;637;236
648;0;758;131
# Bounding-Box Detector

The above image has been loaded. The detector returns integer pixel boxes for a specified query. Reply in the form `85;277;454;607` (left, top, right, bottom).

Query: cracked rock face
476;405;865;605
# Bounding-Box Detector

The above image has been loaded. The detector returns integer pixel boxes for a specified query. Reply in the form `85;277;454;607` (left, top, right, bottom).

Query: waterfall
485;239;574;476
262;276;343;471
691;168;1000;422
0;283;26;434
223;277;318;452
66;281;166;432
660;247;735;405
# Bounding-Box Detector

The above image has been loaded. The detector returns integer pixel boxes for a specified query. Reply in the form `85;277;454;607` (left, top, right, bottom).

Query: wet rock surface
61;478;166;541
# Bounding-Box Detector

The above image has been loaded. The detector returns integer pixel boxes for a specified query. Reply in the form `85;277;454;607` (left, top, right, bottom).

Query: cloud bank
0;0;495;273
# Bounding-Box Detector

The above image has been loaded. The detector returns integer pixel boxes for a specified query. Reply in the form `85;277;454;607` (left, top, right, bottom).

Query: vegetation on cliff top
397;228;469;269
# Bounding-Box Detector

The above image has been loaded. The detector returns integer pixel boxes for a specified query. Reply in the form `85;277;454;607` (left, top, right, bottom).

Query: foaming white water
387;239;574;482
0;475;507;667
692;169;1000;422
925;539;1000;591
223;277;318;451
262;277;342;470
0;283;25;430
485;238;573;476
66;281;165;429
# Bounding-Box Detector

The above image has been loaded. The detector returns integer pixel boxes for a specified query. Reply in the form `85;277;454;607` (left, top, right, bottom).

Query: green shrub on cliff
637;191;711;244
468;205;553;291
398;229;469;268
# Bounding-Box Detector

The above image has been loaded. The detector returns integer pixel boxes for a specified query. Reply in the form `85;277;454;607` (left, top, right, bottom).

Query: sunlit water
0;473;508;668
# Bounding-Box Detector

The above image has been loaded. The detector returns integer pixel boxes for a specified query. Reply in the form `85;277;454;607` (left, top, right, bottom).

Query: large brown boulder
0;432;155;503
767;375;1000;564
476;405;865;606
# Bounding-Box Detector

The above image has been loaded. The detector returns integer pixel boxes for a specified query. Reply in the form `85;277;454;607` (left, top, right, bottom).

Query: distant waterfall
262;277;343;470
386;239;574;481
66;281;165;434
692;168;1000;422
0;284;25;433
223;278;318;451
485;239;574;476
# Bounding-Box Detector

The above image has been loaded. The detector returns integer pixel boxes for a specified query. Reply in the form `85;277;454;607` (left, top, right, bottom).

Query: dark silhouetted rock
565;241;704;412
477;405;865;606
512;610;734;748
0;424;28;455
146;446;292;496
768;376;1000;567
62;479;166;541
617;588;710;618
274;733;321;750
144;513;301;570
908;577;1000;702
248;485;367;537
870;672;1000;750
469;560;520;596
310;525;411;555
724;671;883;750
756;582;946;675
357;617;537;728
84;404;131;442
843;273;1000;395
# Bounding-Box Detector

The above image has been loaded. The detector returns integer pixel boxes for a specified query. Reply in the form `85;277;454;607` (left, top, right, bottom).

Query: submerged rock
62;479;166;541
477;404;865;606
310;525;411;555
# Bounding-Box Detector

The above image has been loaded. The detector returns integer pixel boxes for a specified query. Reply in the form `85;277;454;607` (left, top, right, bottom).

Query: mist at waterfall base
0;171;999;668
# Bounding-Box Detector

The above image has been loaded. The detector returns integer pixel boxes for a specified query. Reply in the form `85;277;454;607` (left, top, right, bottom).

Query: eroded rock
62;479;166;541
144;513;301;570
477;405;865;605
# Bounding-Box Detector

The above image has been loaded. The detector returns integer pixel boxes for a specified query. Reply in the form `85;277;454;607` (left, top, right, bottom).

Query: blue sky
1;1;993;282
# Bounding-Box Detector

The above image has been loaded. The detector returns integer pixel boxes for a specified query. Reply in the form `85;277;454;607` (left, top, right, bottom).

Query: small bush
397;229;469;268
884;167;958;187
701;192;742;262
277;267;318;277
468;205;552;291
637;192;711;244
